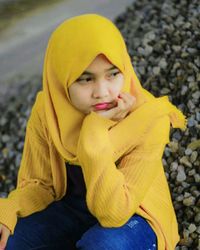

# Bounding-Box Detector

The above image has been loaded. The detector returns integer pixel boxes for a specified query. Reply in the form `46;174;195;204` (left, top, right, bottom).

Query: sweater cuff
86;111;118;130
0;198;18;235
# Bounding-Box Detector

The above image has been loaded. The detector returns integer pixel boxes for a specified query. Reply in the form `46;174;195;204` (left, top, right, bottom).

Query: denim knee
76;215;157;250
76;223;131;250
6;234;30;250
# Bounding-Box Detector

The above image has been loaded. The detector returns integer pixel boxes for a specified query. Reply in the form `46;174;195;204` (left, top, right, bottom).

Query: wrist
87;111;118;129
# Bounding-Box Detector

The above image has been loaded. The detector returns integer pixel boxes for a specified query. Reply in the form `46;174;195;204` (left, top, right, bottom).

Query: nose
92;79;109;99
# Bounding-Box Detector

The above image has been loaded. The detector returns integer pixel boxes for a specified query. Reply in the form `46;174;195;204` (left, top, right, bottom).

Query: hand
96;92;136;122
0;223;11;250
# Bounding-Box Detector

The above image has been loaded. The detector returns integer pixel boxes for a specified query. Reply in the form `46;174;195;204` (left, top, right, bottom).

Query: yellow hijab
42;14;187;164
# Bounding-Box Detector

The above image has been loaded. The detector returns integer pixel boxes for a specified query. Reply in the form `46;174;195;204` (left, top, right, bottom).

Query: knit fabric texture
0;14;187;250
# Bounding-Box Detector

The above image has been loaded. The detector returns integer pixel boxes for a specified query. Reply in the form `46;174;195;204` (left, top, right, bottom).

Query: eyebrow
81;66;118;76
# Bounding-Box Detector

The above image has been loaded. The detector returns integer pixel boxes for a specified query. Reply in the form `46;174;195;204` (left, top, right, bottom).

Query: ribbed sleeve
77;112;171;228
0;102;55;235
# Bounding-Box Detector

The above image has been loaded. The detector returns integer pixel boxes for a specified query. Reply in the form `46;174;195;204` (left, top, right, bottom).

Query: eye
77;77;93;84
108;71;121;78
112;71;120;76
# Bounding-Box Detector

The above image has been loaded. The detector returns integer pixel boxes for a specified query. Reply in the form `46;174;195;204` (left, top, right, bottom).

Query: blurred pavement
0;0;134;95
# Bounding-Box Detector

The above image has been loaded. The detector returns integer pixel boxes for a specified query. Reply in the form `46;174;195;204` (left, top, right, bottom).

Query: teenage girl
0;14;187;250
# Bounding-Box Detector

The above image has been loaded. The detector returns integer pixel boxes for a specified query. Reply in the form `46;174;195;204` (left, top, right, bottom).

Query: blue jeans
6;196;157;250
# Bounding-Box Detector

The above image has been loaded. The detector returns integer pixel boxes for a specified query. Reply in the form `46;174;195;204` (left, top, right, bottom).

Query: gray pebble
159;58;168;69
194;174;200;183
190;151;198;163
183;196;196;206
177;166;187;182
188;224;197;234
187;117;195;127
153;66;160;75
192;91;200;100
185;148;192;156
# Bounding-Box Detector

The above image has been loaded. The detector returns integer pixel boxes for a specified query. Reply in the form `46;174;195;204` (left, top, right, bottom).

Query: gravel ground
115;0;200;249
0;0;199;249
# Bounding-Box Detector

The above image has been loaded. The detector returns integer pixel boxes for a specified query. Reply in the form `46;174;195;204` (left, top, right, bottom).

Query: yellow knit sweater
0;91;183;250
0;14;188;250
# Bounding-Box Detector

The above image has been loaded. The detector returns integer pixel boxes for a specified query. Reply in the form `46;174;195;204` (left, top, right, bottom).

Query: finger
119;93;136;111
117;94;135;116
118;102;130;119
116;95;132;115
119;92;136;105
117;97;126;111
0;227;10;249
111;98;127;121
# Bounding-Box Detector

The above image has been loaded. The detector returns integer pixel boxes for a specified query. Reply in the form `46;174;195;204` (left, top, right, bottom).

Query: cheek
76;89;92;107
110;77;124;96
69;86;88;101
68;87;82;107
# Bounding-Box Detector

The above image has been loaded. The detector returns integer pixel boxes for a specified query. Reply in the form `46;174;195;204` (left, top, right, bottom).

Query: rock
181;85;188;96
185;148;192;156
159;58;168;69
194;174;200;183
172;45;182;52
188;169;195;176
187;117;196;127
180;156;192;168
161;87;170;95
177;165;187;182
0;192;8;198
188;224;197;234
169;141;179;153
187;140;200;150
1;134;10;143
183;196;196;206
144;45;153;56
194;213;200;223
176;194;184;202
170;162;178;171
196;112;200;122
152;66;160;75
0;117;7;126
190;151;198;163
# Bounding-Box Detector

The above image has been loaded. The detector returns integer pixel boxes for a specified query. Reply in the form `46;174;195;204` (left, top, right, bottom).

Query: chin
94;109;108;115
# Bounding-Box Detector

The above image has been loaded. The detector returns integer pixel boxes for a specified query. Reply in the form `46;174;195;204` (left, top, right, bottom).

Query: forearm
0;182;55;235
80;149;164;228
81;155;138;228
77;110;170;227
0;102;55;234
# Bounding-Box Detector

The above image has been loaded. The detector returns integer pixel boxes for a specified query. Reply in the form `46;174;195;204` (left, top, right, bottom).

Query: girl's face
68;54;124;114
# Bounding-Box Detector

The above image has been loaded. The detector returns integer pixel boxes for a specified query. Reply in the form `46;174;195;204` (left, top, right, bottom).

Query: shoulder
27;91;49;143
31;91;45;118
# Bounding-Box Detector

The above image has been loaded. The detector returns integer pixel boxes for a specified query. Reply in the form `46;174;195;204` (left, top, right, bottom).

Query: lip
93;102;111;111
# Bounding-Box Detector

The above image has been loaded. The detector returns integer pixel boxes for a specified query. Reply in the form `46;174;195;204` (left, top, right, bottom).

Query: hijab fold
41;14;187;164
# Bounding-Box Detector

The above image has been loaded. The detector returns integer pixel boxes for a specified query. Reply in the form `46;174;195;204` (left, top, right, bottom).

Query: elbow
88;201;137;228
97;212;135;228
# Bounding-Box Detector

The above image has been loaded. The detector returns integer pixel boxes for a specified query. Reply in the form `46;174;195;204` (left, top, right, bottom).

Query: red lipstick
94;102;110;111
